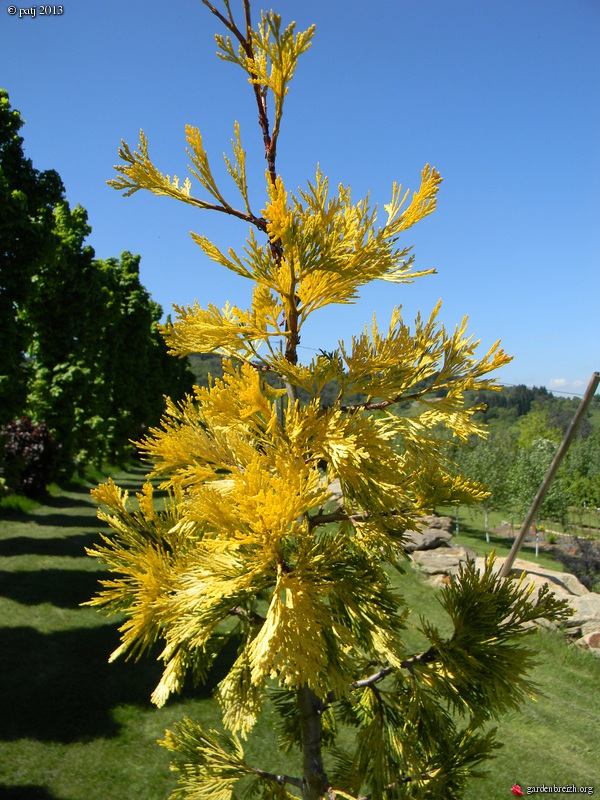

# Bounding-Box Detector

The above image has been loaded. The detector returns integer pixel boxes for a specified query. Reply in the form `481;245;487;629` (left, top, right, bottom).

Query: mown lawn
435;503;568;572
0;469;598;799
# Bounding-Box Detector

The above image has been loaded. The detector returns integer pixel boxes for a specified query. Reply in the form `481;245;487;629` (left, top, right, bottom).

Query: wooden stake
499;372;600;578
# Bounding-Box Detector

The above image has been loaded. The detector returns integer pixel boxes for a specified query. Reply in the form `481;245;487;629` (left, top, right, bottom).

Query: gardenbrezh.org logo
512;785;595;795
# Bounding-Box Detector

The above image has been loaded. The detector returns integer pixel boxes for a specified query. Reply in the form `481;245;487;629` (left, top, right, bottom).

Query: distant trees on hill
188;352;369;409
0;89;194;485
454;389;600;525
465;384;594;438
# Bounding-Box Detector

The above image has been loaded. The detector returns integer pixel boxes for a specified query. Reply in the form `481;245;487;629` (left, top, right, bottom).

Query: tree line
0;89;194;493
452;394;600;538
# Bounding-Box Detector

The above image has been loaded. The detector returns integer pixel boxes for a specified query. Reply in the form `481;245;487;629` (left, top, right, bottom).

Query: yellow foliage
94;5;520;792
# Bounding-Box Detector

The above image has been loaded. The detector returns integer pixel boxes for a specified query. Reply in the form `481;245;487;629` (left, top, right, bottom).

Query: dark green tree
91;251;196;463
26;231;195;471
0;91;194;473
0;88;64;422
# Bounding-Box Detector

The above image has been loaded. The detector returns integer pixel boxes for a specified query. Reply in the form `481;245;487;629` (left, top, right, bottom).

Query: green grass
435;504;568;572
0;493;42;515
1;471;599;799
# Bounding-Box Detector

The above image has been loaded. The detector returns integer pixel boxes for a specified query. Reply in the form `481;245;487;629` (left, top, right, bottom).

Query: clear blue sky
2;0;599;396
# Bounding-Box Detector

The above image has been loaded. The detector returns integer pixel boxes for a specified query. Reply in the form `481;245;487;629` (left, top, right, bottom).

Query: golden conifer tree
87;3;569;798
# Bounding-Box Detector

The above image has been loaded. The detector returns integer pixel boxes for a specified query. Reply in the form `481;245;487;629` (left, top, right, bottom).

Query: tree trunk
297;685;329;800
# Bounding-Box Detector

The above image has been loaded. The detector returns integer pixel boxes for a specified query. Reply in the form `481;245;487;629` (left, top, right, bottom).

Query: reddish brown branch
185;194;267;231
317;390;446;419
202;0;245;45
240;0;278;188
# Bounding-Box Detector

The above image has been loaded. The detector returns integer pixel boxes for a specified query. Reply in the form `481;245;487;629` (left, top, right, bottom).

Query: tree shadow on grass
43;489;98;509
0;568;111;608
0;533;99;558
0;623;240;743
0;787;68;800
457;518;543;556
12;513;98;530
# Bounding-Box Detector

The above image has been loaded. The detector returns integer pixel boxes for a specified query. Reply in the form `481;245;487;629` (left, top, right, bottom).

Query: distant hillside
187;353;365;408
187;357;599;436
187;353;226;388
464;384;599;437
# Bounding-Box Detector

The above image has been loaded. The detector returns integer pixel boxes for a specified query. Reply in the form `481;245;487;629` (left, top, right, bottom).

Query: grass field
1;469;598;799
434;504;569;572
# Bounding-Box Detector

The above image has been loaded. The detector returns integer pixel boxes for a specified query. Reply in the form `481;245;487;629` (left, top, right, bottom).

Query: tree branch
400;646;438;675
229;605;265;626
324;370;500;418
184;194;268;232
253;767;304;791
201;0;246;47
306;506;410;532
246;359;276;373
318;390;445;419
238;0;278;189
351;666;393;689
202;1;276;187
346;648;439;694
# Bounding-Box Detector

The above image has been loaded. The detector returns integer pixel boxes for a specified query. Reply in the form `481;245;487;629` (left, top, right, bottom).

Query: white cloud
548;378;586;395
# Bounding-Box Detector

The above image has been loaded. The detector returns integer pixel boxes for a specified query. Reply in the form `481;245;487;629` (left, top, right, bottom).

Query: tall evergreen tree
88;4;569;799
0;89;64;422
26;229;195;471
1;88;194;474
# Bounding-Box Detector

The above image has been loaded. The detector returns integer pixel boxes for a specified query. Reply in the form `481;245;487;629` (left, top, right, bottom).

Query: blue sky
2;0;599;396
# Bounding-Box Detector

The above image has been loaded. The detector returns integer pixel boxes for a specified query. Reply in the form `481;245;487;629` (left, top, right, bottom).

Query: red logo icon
511;786;524;797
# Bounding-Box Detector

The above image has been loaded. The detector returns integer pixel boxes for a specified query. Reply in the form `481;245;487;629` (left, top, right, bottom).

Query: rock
469;556;600;637
474;557;589;601
411;545;476;576
422;515;453;532
574;630;600;657
427;573;452;588
403;528;453;552
408;545;600;646
552;571;590;597
326;478;343;503
565;594;600;637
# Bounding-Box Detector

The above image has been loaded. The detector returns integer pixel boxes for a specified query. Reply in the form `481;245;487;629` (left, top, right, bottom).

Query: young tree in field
510;437;571;535
563;430;600;511
87;4;569;798
454;432;515;542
